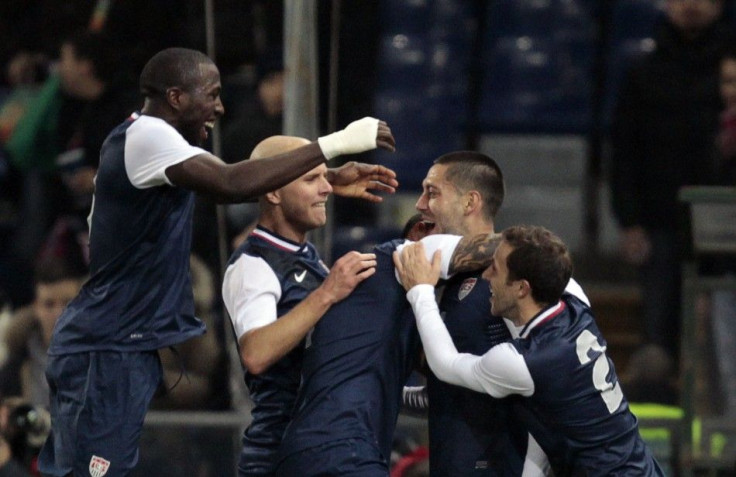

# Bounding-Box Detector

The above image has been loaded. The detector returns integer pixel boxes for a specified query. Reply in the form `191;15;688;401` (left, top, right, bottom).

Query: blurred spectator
0;397;49;477
221;49;284;165
7;30;139;207
1;31;139;309
0;0;92;89
0;258;85;409
609;0;733;377
706;44;736;417
717;43;736;183
220;49;285;249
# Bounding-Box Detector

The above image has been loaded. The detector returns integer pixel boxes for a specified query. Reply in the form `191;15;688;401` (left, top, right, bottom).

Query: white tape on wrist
318;117;379;160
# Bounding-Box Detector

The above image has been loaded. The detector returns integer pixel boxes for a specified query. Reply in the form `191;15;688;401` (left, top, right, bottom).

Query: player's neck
257;216;307;244
456;215;493;238
464;222;493;238
516;300;544;327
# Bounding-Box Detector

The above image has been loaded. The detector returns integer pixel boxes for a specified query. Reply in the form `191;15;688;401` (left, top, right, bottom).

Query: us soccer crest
458;278;477;301
89;455;110;477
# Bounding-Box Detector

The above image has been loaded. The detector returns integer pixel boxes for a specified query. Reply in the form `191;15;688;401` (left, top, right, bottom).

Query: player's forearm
169;146;327;203
222;143;326;201
239;286;335;375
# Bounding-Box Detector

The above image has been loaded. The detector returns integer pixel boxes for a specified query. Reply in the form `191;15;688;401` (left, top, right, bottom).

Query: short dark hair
502;225;572;306
139;47;214;98
63;31;117;84
434;151;505;220
401;213;424;239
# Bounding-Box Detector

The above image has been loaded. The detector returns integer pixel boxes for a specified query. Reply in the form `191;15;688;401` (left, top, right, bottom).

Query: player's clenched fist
318;117;396;159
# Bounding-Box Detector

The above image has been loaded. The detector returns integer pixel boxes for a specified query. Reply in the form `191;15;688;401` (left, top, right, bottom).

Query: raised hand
317;117;396;159
375;120;396;152
328;161;398;202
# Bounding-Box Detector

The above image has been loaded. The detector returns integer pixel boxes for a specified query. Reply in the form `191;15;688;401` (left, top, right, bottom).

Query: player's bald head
250;135;311;160
140;47;215;98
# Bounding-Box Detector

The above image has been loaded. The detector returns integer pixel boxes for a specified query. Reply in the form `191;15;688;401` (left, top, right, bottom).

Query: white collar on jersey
519;300;566;339
250;225;307;254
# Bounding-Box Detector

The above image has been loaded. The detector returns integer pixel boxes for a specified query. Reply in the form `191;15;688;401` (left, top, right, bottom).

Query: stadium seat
478;35;593;133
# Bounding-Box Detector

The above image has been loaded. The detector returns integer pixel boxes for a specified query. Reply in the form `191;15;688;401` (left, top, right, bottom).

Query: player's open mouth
422;220;436;234
200;121;216;141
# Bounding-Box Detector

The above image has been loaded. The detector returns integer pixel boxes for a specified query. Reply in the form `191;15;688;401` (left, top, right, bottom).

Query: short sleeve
222;253;282;339
124;115;208;188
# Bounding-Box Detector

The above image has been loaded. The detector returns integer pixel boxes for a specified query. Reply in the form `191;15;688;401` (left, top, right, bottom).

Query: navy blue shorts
38;350;162;477
276;438;388;477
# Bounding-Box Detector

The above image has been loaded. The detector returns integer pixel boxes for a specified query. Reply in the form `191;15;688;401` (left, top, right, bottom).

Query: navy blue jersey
513;294;663;476
277;240;421;467
428;271;526;476
48;114;207;354
225;226;328;476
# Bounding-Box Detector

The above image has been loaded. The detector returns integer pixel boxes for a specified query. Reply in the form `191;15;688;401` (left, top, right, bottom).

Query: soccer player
38;47;397;477
274;232;498;476
395;226;664;476
412;151;529;475
222;135;379;476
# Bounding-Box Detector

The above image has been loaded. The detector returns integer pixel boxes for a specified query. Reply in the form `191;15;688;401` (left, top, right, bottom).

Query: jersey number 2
575;330;624;413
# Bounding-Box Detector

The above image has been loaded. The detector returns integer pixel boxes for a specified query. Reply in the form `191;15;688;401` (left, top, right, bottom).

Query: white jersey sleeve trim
222;253;282;339
124;115;208;189
394;234;462;284
407;284;534;398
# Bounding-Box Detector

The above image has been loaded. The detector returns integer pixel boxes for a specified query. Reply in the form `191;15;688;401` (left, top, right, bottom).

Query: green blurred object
4;74;63;172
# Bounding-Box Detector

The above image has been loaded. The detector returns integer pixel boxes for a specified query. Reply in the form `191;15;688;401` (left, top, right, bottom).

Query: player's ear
464;190;481;215
265;190;281;205
165;86;186;111
517;279;531;299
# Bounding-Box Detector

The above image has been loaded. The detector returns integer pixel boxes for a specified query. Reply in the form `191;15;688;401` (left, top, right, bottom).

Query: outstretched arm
167;117;396;203
327;161;398;203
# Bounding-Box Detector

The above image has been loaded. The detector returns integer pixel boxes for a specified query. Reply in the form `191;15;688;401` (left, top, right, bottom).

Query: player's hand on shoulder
393;242;441;291
321;251;377;303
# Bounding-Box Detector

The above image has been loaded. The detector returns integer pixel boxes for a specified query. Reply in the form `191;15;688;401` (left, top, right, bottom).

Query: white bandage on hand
317;117;379;160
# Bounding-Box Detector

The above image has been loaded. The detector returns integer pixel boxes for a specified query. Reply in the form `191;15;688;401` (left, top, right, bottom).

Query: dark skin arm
166;122;396;203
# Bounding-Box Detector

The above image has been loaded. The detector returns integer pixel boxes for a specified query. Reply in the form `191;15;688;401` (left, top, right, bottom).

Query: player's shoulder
375;238;404;254
126;113;183;145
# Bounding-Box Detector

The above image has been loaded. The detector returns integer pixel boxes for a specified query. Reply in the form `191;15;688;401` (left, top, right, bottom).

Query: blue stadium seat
374;1;475;190
609;0;665;41
478;0;596;133
479;34;593;133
